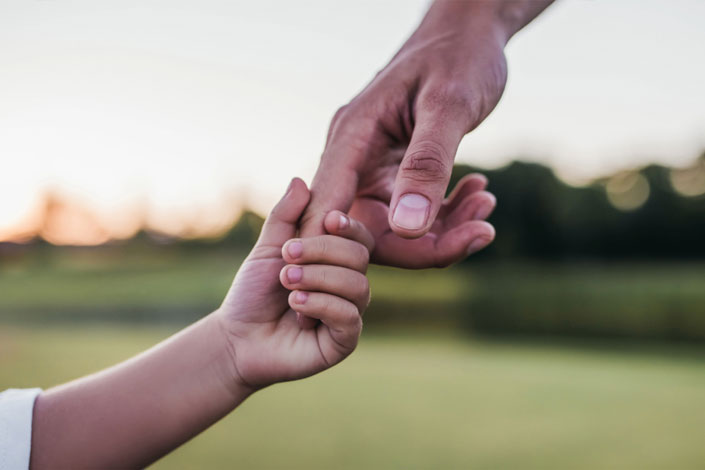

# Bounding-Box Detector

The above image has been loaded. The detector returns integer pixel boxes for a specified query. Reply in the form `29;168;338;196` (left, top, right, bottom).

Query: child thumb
257;178;311;247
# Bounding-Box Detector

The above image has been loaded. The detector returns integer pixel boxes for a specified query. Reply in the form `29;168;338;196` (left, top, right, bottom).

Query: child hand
217;178;374;390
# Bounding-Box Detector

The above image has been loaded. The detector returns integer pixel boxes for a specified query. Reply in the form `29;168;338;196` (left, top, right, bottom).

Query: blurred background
2;1;705;468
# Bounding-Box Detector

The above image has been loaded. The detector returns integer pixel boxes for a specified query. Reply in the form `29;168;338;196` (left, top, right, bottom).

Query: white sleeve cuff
0;388;42;470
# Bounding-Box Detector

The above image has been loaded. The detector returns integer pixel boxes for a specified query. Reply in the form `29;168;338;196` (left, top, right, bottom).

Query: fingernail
284;178;295;197
473;202;494;221
295;291;308;304
287;266;303;283
467;237;490;256
287;241;303;258
392;193;430;230
339;214;349;230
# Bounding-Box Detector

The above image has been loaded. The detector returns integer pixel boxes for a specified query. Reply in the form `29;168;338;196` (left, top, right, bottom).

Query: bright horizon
2;0;704;244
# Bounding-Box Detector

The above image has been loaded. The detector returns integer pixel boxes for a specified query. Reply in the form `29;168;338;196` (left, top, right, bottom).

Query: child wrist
207;312;259;401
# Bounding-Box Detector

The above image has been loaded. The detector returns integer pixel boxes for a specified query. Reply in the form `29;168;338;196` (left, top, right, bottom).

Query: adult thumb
389;113;465;238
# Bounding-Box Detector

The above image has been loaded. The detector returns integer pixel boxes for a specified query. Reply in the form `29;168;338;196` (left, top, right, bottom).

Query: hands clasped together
218;170;497;389
218;177;374;388
30;175;494;469
24;2;556;468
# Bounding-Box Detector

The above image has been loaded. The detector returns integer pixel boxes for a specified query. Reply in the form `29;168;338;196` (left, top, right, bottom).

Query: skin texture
297;0;553;327
28;2;554;466
302;1;554;255
219;178;374;387
30;179;373;469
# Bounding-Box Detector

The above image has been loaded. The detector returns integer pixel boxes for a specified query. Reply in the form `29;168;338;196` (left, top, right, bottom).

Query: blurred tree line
216;152;705;262
442;153;705;341
449;152;705;262
150;150;705;342
3;152;703;342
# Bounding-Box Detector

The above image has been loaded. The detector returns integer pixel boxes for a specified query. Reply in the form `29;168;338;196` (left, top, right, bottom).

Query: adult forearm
30;313;251;469
414;0;554;46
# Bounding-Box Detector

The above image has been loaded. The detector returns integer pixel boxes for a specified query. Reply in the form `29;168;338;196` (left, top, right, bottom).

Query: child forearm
30;313;251;470
28;178;374;468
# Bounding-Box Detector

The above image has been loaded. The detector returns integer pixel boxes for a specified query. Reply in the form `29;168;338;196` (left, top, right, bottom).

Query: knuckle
422;83;473;114
331;104;349;125
357;275;370;298
314;236;329;259
351;244;369;272
318;267;328;286
326;102;376;147
321;295;334;316
401;143;450;183
323;102;379;152
357;244;370;269
348;306;362;327
420;83;484;131
328;104;353;136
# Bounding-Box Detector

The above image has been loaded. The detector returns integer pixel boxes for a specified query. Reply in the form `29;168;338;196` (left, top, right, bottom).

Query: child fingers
257;178;311;248
280;264;370;312
282;235;369;273
323;210;375;253
288;291;362;344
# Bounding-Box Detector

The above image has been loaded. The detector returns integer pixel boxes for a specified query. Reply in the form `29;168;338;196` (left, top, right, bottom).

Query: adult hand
300;0;552;268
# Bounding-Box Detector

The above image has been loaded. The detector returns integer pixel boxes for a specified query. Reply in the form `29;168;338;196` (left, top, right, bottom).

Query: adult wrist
402;1;508;55
413;0;548;48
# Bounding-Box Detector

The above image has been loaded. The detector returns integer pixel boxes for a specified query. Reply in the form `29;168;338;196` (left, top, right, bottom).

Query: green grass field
2;325;705;469
2;247;705;467
2;247;704;341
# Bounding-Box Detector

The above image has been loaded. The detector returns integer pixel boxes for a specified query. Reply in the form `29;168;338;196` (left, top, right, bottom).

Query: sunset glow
2;0;704;244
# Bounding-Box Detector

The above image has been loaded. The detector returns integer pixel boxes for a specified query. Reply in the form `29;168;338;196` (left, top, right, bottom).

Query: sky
1;0;704;243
